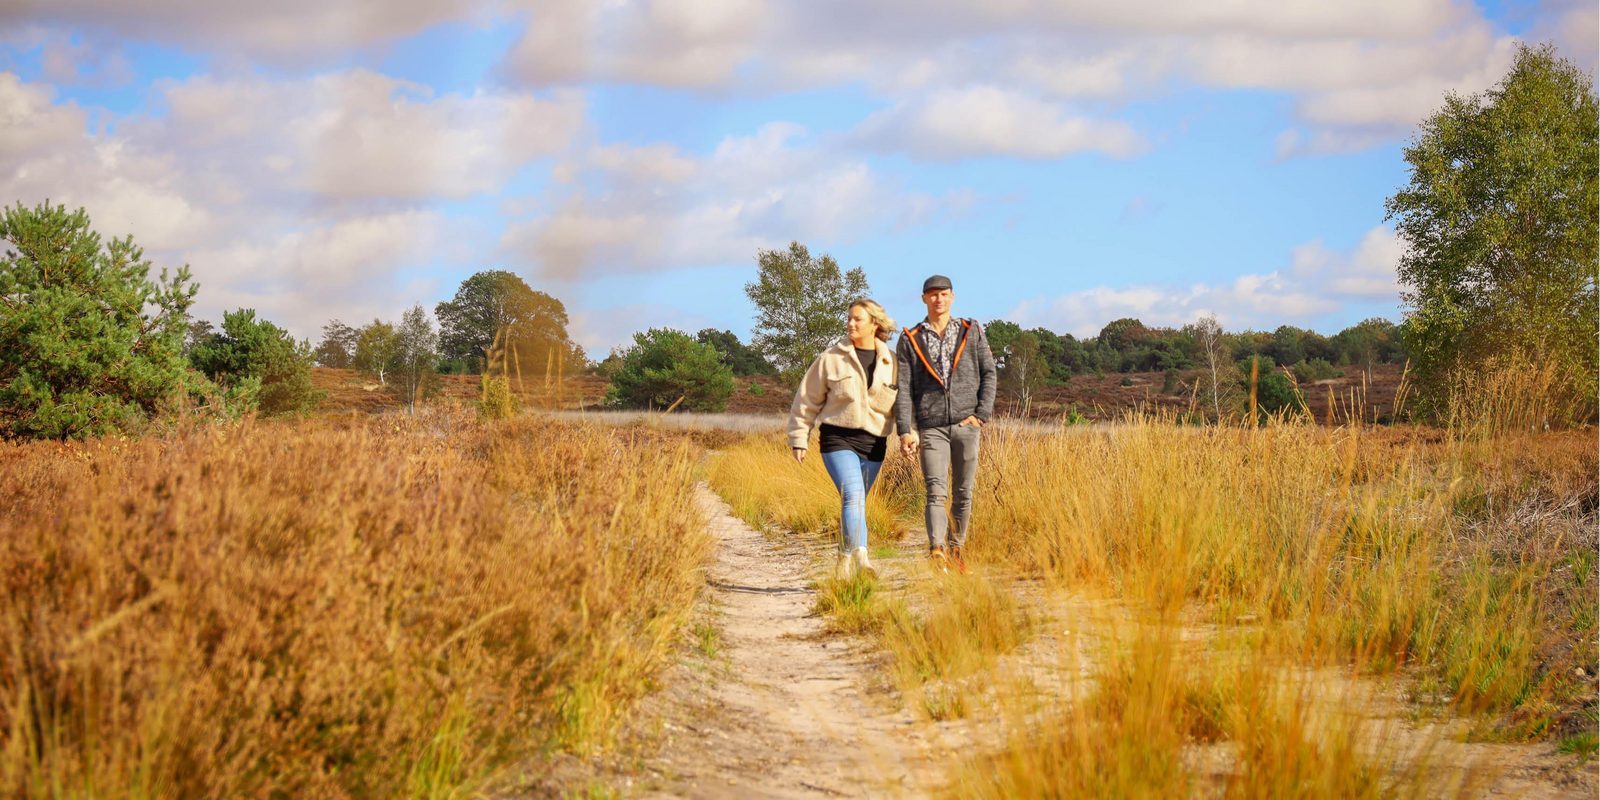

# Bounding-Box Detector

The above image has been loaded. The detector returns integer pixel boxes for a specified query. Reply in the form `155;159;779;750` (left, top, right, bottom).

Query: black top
819;346;887;462
820;424;887;461
855;347;877;386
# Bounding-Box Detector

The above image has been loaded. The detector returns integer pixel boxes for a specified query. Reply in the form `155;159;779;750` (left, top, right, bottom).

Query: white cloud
11;0;1573;163
3;1;496;64
0;27;138;88
1533;0;1599;76
567;303;718;356
502;0;764;88
1008;225;1403;336
181;211;452;332
853;87;1146;160
0;69;584;337
491;0;1552;159
0;73;85;161
154;70;584;202
501;125;967;278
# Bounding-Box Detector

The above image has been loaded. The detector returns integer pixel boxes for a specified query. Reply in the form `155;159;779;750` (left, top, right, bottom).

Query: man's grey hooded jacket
893;318;998;431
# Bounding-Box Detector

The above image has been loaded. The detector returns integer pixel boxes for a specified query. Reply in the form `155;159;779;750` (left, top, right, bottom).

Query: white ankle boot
851;547;877;579
834;550;856;580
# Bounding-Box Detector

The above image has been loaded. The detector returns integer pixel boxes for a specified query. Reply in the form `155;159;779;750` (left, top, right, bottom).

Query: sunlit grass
709;414;1596;794
0;409;711;798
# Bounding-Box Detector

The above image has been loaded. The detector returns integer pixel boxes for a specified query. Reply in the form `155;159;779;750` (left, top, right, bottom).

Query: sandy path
604;483;949;798
630;483;940;796
520;473;1593;798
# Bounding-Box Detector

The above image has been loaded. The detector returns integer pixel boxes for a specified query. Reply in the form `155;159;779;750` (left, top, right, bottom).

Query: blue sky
1;1;1594;355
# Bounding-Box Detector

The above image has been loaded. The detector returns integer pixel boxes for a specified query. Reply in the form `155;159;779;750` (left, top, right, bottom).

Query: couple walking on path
785;274;998;579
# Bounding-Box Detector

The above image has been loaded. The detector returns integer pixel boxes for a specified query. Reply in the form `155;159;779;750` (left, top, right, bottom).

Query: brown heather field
2;362;1593;798
0;408;711;797
309;361;1412;424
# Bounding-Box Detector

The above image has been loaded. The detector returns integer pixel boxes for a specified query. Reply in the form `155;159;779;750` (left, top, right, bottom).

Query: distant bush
606;328;734;412
747;381;767;396
480;374;514;419
1256;369;1300;417
1119;375;1134;387
1161;368;1180;394
1292;358;1343;382
190;308;322;416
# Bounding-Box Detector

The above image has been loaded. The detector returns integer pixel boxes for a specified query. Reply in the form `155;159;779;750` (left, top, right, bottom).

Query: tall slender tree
394;305;439;415
744;242;869;382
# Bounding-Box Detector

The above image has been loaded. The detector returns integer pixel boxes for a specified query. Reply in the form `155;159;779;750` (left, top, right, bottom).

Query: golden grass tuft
710;414;1595;794
0;409;710;798
705;433;918;545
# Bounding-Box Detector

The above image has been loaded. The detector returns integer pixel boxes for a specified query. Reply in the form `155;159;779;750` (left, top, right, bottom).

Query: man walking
893;275;997;574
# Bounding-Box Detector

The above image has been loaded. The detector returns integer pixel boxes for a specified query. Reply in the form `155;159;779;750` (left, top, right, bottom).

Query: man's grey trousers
918;423;981;549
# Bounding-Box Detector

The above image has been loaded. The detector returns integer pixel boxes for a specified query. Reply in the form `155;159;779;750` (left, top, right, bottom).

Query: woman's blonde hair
849;298;895;342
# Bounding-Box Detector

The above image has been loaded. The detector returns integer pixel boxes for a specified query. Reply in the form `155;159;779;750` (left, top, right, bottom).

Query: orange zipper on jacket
904;319;971;388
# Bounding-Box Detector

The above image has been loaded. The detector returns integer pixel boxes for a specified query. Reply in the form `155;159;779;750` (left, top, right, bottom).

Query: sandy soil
526;483;960;798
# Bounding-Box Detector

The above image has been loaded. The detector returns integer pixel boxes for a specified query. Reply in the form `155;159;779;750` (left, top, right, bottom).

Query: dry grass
986;419;1592;724
708;413;1596;794
0;409;710;798
704;433;920;544
707;433;1032;719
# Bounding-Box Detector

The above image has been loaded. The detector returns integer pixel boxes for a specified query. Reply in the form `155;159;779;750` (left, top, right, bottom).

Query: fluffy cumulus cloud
0;68;582;335
0;0;498;63
493;0;1556;160
853;87;1146;160
500;122;969;278
152;70;583;202
503;0;765;88
9;0;1584;164
1007;226;1405;336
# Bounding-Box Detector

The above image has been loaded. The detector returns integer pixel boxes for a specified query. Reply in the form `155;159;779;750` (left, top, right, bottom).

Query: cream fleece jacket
786;337;898;451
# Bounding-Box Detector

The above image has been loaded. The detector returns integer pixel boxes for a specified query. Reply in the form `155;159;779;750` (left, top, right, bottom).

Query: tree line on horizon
1;44;1591;437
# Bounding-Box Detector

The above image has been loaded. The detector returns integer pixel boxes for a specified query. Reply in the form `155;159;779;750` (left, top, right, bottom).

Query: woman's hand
792;447;806;464
900;432;919;457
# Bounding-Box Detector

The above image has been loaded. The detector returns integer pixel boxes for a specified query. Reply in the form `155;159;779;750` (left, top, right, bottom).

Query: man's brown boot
929;546;949;574
948;544;969;575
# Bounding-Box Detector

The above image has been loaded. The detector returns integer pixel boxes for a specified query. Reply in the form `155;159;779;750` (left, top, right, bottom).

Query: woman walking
786;299;899;579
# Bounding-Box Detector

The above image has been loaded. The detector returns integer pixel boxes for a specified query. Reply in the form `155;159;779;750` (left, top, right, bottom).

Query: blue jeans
821;449;883;552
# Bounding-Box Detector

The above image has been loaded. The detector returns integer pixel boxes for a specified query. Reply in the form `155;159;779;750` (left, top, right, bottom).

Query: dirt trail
604;483;953;798
525;475;1593;798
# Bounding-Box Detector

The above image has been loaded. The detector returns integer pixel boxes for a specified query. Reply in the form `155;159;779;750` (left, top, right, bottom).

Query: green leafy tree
1268;325;1311;367
1100;316;1152;352
744;241;870;382
1000;331;1047;415
1332;317;1401;381
1239;356;1299;418
606;328;734;412
189;309;322;416
435;270;583;375
983;320;1022;360
1385;43;1598;422
695;328;778;376
394;305;439;415
354;320;401;386
314;319;359;368
0;201;203;438
1043;329;1085;379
